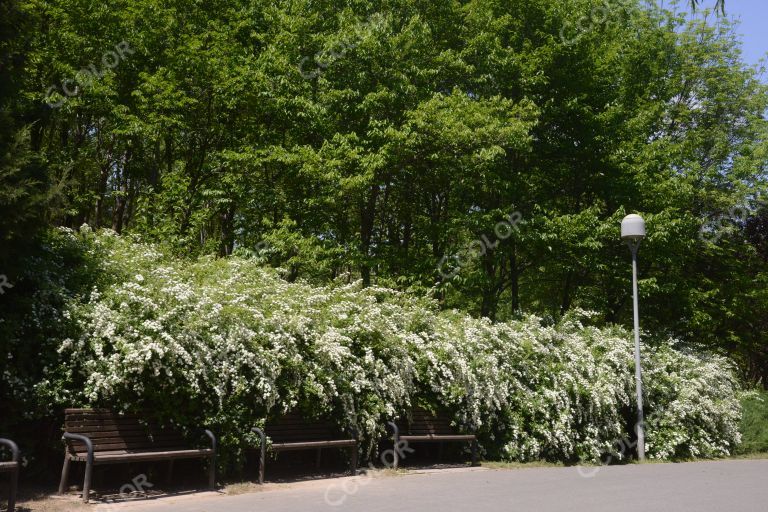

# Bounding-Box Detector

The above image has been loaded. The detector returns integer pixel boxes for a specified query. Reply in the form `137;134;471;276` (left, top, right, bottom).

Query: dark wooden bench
251;412;357;483
58;408;217;503
0;438;19;512
387;408;478;469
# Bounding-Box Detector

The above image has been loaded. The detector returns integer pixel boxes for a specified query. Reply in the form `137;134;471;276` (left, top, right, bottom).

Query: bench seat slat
71;430;157;440
65;413;141;421
69;433;184;444
267;425;335;431
253;413;358;482
71;448;214;463
400;434;476;442
63;409;209;460
269;436;338;443
399;408;473;437
271;439;356;451
65;409;140;414
65;424;149;434
266;427;336;433
264;413;346;445
70;439;189;452
267;419;334;425
268;432;337;440
391;409;478;468
62;408;217;502
0;461;18;472
66;420;149;429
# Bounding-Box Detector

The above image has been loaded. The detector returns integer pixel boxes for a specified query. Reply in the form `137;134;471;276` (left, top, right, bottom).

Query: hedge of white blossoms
48;227;741;465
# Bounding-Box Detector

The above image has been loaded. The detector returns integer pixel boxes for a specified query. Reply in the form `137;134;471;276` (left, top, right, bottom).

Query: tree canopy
2;0;768;383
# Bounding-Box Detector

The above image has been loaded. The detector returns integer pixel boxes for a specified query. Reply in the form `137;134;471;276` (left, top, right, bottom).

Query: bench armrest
386;421;400;439
197;429;217;489
62;432;94;464
200;429;217;453
251;427;267;484
0;438;19;462
251;427;266;446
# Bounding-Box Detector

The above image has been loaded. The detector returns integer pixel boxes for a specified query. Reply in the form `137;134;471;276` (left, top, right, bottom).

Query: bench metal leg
253;427;266;484
8;466;18;512
61;433;94;503
82;458;93;503
167;459;175;483
471;439;479;467
393;435;400;470
202;429;217;490
350;445;358;476
315;448;322;469
259;446;266;484
258;447;266;484
58;453;70;494
208;456;216;490
386;422;401;470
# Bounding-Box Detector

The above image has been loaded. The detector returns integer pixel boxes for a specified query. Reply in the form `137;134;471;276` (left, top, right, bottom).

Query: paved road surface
101;459;768;512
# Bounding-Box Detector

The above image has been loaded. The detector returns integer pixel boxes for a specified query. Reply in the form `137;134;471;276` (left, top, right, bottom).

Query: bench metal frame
0;438;19;512
251;415;358;484
58;409;217;503
387;410;479;469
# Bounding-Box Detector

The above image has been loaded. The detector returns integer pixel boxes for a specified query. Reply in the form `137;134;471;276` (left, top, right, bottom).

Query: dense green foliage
0;0;766;478
737;390;768;455
0;0;51;267
2;229;743;472
1;0;766;384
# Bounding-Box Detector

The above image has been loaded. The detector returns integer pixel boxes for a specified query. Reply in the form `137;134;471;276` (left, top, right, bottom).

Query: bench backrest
64;408;188;454
400;408;461;436
265;411;346;443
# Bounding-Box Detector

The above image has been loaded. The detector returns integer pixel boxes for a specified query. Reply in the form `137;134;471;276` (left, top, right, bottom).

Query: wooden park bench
0;438;19;512
387;408;478;469
58;408;217;503
251;412;358;483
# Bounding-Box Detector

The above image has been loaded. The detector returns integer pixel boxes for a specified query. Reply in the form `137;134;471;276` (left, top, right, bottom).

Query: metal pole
630;241;646;461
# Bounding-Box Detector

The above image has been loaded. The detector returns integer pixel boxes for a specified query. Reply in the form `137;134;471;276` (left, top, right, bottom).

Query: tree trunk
359;184;379;287
510;244;520;314
561;270;573;315
94;163;109;228
480;249;498;321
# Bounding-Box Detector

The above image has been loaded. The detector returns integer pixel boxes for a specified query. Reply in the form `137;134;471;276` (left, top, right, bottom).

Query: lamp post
621;213;646;461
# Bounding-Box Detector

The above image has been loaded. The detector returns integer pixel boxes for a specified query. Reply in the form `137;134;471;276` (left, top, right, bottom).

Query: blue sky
684;0;768;68
723;0;767;68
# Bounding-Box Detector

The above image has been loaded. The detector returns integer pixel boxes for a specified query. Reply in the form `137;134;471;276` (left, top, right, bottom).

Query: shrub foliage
5;228;742;471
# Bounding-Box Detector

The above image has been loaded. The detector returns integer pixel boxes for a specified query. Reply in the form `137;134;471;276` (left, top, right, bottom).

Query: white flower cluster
48;228;741;463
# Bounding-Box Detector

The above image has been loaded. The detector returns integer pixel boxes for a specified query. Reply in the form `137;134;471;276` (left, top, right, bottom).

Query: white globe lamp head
621;214;646;242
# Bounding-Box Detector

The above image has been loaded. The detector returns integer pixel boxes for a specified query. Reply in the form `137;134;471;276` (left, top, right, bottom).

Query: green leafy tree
7;0;768;384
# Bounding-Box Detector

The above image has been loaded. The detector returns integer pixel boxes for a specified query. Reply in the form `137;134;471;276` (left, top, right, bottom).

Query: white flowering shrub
12;227;742;470
642;344;743;459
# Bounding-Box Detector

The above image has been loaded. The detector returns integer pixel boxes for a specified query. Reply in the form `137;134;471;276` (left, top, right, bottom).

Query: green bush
2;227;744;474
737;390;768;455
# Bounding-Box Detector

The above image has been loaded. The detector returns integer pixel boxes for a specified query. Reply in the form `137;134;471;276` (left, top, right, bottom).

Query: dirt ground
7;466;410;512
10;490;88;512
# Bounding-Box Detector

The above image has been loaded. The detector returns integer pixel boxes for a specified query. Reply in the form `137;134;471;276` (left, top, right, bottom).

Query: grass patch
729;451;768;460
481;460;566;470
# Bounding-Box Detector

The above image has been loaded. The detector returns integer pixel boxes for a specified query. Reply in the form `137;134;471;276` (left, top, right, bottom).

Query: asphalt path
98;459;768;512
